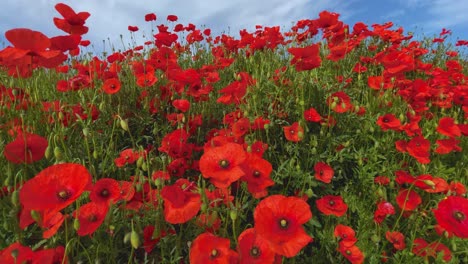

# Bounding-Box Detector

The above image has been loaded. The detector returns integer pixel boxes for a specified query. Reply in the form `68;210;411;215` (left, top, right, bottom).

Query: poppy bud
74;218;80;231
44;146;52;159
123;232;131;244
120;119;129;131
136;157;144;168
305;188;314;198
54;147;63;160
201;203;208;213
82;128;90;137
30;210;41;223
230;210;237;221
93;150;98;159
311;147;317;155
141;163;148;171
11;190;20;206
330;101;337;110
371;234;380;243
10;249;19;259
130;230;140;249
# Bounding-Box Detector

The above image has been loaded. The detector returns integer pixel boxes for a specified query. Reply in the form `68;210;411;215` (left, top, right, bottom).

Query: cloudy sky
1;0;467;53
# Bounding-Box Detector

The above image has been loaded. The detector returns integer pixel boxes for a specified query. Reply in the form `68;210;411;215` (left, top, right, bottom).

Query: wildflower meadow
0;3;467;263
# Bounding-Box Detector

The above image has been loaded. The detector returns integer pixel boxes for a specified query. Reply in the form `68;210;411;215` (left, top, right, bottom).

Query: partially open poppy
73;202;109;236
4;132;48;164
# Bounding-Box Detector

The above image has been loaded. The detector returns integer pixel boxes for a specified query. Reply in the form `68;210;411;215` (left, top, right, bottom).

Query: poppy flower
316;195;348;217
304;107;322;122
412;238;452;262
199;142;246;188
240;153;275;198
102;78;121;94
53;3;90;35
73;202;109;236
433;196;468;238
338;244;364;264
436;117;461;138
435;138;462;154
288;43;322;71
128;26;139;32
254;195;313;257
373;200;395;224
447;181;466;196
405;135;431;164
376;113;401;131
90;178;121;205
33;246;67;264
172;99;190;112
167;15;178;22
314;162;334;183
231;117;251;138
237;228;276;264
385;231;406;250
161;179;201;224
395;189;422;211
20;163;91;212
4;132;48;164
283;122;304;142
189;232;238;264
145;13;157;22
142;225;176;253
327;91;353;113
0;242;34;264
334;224;358;248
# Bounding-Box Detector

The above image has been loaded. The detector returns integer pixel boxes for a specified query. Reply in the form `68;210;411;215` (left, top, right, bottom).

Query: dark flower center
250;246;260;257
319;170;324;176
329;200;335;206
253;170;261;178
88;215;98;222
279;218;289;229
453;211;465;222
383;118;389;123
100;189;110;198
346;250;352;255
219;159;229;168
57;190;71;201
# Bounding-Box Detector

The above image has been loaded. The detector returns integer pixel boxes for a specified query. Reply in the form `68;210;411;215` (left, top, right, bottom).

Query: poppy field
1;3;468;263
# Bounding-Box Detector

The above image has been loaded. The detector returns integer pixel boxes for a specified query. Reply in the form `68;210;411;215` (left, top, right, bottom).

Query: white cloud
0;0;355;51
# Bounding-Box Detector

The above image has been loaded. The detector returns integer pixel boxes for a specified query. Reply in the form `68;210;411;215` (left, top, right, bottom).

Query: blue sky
1;0;467;53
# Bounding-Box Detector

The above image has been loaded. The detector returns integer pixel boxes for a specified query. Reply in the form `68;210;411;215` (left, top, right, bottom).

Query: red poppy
327;91;353;113
254;195;313;257
33;246;68;264
0;242;34;264
385;231;406;250
283;122;304;142
395;189;422;211
199;142;246;188
231;117;251;138
316;195;348;217
314;162;334;183
172;99;190;112
240;153;275;198
376;113;401;131
435;138;462;154
90;178;121;205
161;179;201;224
128;26;139;32
338;244;364;264
412;238;452;262
447;181;466;196
436;117;461;138
189;232;238;264
142;225;176;253
304;107;322;122
167;15;178;22
4;132;48;164
433;196;468;238
20;163;91;212
41;210;66;239
73;202;109;236
53;3;90;35
102;78;121;94
237;228;276;264
288;43;322;71
334;224;357;248
145;13;157;22
373;200;395;224
405;135;431;164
